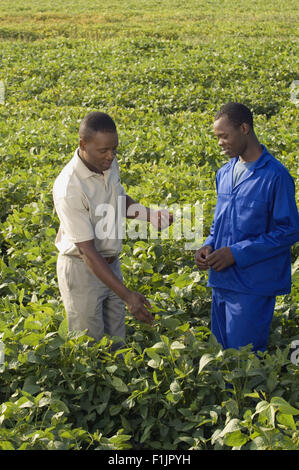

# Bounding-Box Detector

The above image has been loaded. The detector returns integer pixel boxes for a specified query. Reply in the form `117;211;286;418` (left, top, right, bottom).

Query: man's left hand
205;247;235;272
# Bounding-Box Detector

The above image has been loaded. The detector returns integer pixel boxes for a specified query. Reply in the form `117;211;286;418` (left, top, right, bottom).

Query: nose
107;150;115;160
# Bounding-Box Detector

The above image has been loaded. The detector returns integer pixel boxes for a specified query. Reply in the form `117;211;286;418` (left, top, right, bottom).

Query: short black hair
215;102;254;129
79;112;117;141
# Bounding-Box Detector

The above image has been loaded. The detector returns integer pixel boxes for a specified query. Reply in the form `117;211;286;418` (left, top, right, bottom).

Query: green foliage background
0;0;298;450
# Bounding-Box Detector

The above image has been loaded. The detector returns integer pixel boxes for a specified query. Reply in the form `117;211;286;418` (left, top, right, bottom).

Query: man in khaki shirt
53;112;172;347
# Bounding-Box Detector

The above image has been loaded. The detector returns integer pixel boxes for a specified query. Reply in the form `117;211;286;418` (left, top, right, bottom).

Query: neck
239;137;263;163
78;149;103;174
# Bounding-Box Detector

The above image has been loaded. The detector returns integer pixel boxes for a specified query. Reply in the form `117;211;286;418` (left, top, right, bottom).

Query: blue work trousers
211;287;276;352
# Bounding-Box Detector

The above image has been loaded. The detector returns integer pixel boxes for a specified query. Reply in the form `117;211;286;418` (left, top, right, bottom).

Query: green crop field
0;0;298;451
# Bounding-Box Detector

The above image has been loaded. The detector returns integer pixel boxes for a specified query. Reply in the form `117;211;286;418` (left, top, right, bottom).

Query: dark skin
76;130;173;325
195;114;263;272
75;239;154;325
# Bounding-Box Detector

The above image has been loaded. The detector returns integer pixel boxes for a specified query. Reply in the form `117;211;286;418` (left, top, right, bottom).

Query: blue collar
227;144;271;173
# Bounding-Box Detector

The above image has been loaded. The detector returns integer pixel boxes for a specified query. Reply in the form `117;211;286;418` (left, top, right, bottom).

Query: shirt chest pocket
234;198;269;237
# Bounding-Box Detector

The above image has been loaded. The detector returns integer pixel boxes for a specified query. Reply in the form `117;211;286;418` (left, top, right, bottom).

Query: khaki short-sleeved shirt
53;148;127;257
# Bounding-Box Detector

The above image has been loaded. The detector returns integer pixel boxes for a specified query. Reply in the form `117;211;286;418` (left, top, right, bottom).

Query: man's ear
240;122;251;136
79;138;87;151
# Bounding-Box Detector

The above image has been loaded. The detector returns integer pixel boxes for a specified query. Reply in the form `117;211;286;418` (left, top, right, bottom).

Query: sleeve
202;171;219;249
53;193;95;244
230;172;299;268
114;158;127;197
202;221;215;249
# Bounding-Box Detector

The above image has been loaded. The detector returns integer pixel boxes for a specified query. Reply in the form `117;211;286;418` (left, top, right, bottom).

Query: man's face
213;115;247;158
80;131;119;173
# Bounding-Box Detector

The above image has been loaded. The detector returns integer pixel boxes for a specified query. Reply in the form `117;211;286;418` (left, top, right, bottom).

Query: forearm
230;227;299;269
75;240;154;325
125;195;174;231
78;245;131;302
230;174;299;269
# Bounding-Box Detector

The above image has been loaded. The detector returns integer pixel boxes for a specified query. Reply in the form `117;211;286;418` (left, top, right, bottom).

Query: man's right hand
195;245;213;270
75;240;155;326
125;291;154;326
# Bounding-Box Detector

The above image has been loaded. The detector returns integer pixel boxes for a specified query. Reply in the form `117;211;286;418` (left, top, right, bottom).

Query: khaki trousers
56;254;126;346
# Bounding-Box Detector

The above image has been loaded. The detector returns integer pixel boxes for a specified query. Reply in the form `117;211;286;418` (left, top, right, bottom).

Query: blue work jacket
203;145;299;296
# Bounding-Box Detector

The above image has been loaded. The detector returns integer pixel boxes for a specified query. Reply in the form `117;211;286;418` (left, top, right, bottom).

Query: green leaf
26;351;42;363
110;376;128;393
24;316;43;331
110;404;122;416
58;318;68;341
219;418;242;438
59;430;74;440
140;424;153;443
145;347;161;360
109;431;132;449
152;341;167;351
270;397;299;415
0;441;15;450
224;430;249;447
22;376;41;395
18;288;25;304
20;332;43;346
148;359;162;369
153;370;160;385
145;347;163;367
255;400;270;414
161;317;181;330
18;399;35;409
198;353;214;373
277;412;296;430
106;365;118;374
96;403;107;415
170;341;185;350
170;380;181;393
174;273;192;288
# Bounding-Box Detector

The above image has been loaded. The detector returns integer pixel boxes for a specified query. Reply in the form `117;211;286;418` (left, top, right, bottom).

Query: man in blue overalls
195;102;299;353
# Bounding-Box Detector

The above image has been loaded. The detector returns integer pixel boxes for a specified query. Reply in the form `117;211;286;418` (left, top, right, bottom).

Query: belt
72;254;117;264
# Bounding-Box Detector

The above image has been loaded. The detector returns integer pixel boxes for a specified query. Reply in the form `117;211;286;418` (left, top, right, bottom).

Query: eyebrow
97;145;118;150
214;131;228;136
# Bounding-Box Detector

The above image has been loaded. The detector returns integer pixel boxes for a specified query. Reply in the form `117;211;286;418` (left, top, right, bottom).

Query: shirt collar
228;144;271;172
